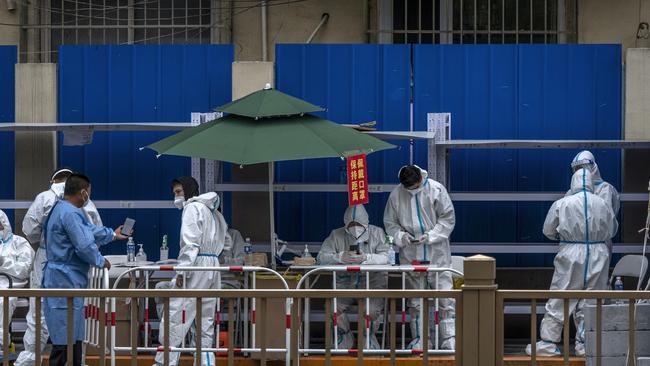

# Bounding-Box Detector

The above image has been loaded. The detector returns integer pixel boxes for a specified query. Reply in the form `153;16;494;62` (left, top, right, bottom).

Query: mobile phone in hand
122;218;135;236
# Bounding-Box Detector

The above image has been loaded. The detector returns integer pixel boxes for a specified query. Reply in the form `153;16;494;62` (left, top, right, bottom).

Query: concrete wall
623;49;650;244
579;0;650;51
0;4;20;46
232;0;367;61
14;63;57;235
579;1;650;242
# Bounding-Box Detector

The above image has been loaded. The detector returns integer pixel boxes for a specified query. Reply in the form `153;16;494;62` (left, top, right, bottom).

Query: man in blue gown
43;173;127;366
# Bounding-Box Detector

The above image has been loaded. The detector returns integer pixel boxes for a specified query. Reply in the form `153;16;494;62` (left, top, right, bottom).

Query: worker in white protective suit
155;228;242;326
153;176;231;366
317;204;389;350
0;210;35;357
384;165;456;350
16;168;104;366
219;218;246;289
526;168;618;357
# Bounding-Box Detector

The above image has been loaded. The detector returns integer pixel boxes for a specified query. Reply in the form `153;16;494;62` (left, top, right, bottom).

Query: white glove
399;233;415;247
417;233;430;245
340;252;365;264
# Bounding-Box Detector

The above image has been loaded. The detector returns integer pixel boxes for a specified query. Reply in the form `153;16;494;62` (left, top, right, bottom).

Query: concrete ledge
585;330;650;357
584;303;650;331
639;357;650;366
586;356;626;366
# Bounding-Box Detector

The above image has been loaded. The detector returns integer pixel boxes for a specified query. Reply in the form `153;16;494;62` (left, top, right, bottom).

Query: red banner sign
347;154;369;206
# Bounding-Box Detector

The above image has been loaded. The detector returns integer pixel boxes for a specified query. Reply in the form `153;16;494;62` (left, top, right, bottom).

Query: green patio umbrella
146;114;394;165
145;85;395;268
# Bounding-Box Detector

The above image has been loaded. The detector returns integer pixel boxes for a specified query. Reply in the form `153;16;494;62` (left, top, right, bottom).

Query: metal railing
296;265;462;355
0;288;462;366
110;265;291;366
3;255;649;366
496;290;650;366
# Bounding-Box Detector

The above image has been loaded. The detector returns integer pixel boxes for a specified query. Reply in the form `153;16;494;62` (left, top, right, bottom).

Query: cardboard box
251;273;299;361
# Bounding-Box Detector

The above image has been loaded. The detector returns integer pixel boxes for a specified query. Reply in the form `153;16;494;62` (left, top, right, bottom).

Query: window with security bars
388;0;576;44
36;0;213;61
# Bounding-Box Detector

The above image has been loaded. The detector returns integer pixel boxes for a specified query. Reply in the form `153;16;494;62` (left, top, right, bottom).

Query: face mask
50;182;66;196
407;184;423;195
347;225;366;240
174;196;185;210
81;190;90;208
0;229;9;242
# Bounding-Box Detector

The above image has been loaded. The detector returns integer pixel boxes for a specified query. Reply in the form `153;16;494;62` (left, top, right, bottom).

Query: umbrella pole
269;161;277;270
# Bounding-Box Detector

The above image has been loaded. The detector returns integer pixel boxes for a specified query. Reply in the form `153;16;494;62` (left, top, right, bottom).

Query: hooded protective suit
383;166;456;350
568;151;620;215
317;205;389;349
17;183;103;366
0;210;35;353
219;228;245;289
154;192;230;366
526;168;618;357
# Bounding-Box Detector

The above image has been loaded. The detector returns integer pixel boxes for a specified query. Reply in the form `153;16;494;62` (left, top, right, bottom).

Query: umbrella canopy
146;114;395;165
215;87;325;119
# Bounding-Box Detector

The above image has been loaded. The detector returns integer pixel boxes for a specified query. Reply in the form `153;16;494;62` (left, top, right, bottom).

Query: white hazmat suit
317;205;389;349
526;168;618;357
153;192;230;366
219;228;245;290
16;183;102;366
383;166;456;350
0;210;35;355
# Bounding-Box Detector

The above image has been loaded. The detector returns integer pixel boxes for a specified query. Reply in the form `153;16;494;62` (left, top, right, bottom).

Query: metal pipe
306;13;329;43
261;0;267;61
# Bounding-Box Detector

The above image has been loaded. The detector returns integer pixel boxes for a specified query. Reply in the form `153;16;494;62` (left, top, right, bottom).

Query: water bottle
126;237;136;262
136;244;147;262
614;276;624;305
160;235;169;261
244;238;252;255
387;235;396;266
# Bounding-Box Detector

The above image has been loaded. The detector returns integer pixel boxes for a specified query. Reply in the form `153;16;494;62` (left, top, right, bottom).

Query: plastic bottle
160;235;169;261
136;244;147;262
387;235;396;266
244;237;252;263
614;276;624;305
126;237;136;262
302;244;312;258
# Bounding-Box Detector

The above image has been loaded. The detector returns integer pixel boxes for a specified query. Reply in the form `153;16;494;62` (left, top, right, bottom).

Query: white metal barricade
295;265;463;355
83;267;110;365
109;265;291;366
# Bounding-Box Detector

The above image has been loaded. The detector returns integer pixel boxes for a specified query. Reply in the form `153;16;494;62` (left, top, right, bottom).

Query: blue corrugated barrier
412;44;622;266
0;46;16;226
275;44;412;242
277;44;622;266
57;45;233;259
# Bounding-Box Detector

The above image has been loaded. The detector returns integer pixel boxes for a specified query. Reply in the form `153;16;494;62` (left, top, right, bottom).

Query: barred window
24;0;214;62
382;0;576;44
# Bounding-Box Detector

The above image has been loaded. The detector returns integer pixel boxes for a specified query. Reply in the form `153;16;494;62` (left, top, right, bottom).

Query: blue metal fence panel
0;46;16;226
275;44;411;242
58;45;233;259
413;44;622;266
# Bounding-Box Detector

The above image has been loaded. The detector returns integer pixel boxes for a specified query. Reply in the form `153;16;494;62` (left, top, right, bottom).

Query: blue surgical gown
43;200;114;345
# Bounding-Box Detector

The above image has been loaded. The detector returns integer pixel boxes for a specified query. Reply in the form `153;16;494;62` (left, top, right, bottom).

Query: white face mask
0;227;9;242
50;182;66;197
347;225;366;240
174;196;185;210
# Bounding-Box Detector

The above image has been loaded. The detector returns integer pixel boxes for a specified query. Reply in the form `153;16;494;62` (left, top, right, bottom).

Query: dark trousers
49;341;82;366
